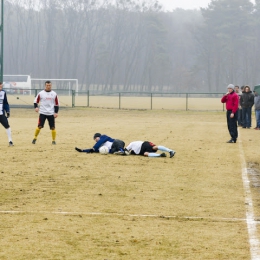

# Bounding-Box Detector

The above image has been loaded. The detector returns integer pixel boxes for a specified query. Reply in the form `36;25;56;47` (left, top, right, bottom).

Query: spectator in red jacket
221;84;239;143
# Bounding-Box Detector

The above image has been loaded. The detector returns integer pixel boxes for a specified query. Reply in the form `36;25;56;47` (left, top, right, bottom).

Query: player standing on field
0;82;14;146
32;80;59;145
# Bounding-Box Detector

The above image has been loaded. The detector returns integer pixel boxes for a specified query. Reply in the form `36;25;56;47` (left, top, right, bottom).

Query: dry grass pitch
0;107;260;259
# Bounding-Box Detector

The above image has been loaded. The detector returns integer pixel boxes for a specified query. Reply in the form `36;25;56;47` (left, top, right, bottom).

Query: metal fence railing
7;89;226;111
72;91;226;111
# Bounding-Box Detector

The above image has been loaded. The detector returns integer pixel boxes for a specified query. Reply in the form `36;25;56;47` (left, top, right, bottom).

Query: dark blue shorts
0;114;9;129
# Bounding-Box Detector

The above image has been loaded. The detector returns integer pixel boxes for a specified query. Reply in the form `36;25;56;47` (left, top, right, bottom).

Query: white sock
158;146;172;152
148;153;161;157
6;128;12;142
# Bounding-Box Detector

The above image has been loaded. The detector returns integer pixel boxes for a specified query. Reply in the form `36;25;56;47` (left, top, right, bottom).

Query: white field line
239;135;260;260
0;209;255;222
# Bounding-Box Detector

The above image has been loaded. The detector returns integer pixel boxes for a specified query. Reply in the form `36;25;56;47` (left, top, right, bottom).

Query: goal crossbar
31;78;79;92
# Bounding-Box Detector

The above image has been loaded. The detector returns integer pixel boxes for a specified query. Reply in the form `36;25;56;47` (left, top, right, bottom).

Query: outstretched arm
75;147;94;153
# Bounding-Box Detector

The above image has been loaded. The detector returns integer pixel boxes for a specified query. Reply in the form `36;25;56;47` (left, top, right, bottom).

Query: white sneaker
114;151;124;155
124;149;131;155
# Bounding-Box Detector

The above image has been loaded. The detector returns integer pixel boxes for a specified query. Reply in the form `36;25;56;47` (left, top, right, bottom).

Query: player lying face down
75;133;127;154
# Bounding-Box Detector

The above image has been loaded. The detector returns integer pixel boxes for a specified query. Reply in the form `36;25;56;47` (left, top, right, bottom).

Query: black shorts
38;114;55;129
139;141;157;155
110;139;125;154
0;114;10;129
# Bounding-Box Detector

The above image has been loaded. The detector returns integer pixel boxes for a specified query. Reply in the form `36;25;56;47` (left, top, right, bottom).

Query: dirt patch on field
1;108;259;259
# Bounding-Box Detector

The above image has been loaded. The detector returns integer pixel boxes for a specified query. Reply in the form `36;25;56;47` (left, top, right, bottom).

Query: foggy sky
158;0;256;11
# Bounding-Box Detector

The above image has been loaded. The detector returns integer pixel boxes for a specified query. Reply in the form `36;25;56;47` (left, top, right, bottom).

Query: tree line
3;0;260;92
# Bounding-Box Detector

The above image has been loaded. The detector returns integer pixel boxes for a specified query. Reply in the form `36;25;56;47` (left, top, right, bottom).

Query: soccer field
0;108;259;259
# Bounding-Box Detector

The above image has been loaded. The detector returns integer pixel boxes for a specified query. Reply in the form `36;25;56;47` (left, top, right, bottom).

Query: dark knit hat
93;133;101;139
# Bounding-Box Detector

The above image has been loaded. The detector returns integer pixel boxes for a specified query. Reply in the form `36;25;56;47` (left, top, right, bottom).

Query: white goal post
31;78;79;95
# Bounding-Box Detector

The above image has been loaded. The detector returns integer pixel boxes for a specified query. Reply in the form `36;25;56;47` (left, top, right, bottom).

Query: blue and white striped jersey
0;90;10;116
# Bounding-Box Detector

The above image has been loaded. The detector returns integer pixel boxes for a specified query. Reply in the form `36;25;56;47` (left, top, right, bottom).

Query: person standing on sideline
240;85;254;129
125;140;175;158
0;82;14;146
253;90;260;130
234;85;242;126
32;80;59;145
239;86;245;126
221;84;239;143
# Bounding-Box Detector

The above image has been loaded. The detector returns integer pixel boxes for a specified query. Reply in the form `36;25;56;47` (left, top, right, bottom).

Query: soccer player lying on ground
125;141;175;158
75;133;127;154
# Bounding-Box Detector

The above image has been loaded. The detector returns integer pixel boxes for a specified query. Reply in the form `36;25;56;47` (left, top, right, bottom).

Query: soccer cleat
114;151;125;155
124;149;131;155
169;151;175;158
32;139;37;144
160;153;167;157
75;147;83;152
9;141;14;147
227;139;236;143
52;141;56;145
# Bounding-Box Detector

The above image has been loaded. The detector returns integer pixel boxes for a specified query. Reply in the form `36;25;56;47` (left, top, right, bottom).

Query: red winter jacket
221;91;239;114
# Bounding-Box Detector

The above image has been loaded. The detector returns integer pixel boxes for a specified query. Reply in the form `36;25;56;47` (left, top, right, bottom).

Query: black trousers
110;139;125;154
226;110;238;141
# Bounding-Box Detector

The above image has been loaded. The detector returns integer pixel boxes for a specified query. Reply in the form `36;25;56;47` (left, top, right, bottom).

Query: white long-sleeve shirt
34;90;59;115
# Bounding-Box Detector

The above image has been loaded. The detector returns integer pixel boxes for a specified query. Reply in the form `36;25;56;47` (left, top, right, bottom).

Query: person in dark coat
240;85;254;128
253;90;260;130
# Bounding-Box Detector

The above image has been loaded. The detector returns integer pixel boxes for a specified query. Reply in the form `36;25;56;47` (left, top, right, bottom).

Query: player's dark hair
93;133;101;140
45;80;51;85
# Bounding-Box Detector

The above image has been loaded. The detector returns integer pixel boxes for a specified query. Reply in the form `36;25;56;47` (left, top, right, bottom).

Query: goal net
31;78;78;95
3;75;31;94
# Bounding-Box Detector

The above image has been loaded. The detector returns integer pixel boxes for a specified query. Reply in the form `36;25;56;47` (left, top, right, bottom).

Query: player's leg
111;139;125;154
145;152;166;157
32;114;46;144
141;142;165;157
156;145;176;158
0;115;13;146
47;115;56;144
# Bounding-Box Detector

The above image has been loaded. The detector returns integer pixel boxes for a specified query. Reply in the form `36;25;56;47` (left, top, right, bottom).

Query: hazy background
158;0;256;10
3;0;260;93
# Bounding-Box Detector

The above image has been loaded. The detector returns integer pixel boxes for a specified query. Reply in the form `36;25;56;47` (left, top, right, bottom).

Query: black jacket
240;91;254;108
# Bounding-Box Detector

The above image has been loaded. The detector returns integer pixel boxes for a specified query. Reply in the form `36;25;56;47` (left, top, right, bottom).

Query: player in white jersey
0;82;14;146
125;141;175;158
32;81;59;145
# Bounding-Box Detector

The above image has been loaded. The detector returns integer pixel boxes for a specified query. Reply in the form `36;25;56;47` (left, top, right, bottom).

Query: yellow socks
52;129;56;141
33;128;56;144
34;127;41;139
